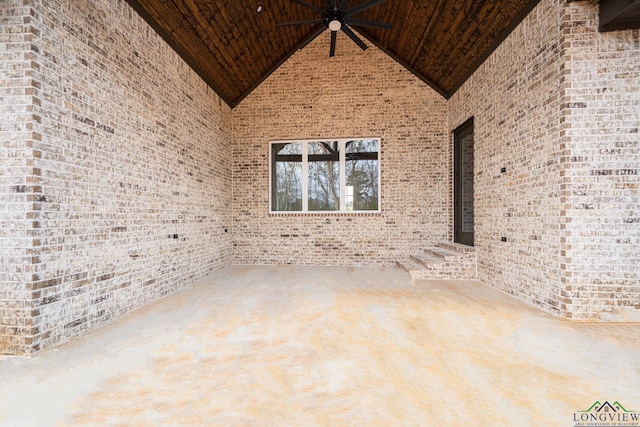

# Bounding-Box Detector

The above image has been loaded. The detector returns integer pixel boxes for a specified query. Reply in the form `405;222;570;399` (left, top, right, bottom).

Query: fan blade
345;0;388;17
341;25;368;50
292;0;325;15
276;18;324;27
347;18;393;30
339;0;349;8
330;30;337;57
298;25;326;51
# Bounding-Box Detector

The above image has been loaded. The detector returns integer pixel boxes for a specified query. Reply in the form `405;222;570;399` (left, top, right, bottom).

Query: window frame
269;137;381;214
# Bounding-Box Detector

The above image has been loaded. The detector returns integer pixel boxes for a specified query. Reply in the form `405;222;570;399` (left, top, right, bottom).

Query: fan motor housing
325;9;345;30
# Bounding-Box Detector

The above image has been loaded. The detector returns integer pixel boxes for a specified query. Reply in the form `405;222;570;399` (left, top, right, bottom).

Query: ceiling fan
277;0;393;57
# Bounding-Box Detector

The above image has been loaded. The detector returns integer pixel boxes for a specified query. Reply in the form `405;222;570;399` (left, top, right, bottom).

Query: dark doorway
454;118;474;246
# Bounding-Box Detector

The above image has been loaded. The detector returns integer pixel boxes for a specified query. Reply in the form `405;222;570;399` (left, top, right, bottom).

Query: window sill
269;211;381;217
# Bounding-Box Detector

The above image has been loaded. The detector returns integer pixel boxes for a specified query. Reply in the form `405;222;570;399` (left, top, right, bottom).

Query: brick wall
3;0;638;356
449;0;639;320
0;0;233;355
560;2;640;320
449;0;566;317
0;0;38;354
232;30;449;266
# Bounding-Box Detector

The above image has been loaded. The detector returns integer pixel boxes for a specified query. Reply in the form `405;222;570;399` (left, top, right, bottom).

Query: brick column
1;1;40;355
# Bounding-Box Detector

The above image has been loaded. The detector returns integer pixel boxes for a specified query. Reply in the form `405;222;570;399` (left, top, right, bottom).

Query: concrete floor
1;265;639;426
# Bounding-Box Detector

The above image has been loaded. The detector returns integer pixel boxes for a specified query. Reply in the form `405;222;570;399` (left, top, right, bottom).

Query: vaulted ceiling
125;0;541;107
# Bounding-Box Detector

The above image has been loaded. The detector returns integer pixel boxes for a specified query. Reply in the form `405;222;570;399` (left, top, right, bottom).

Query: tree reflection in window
308;141;340;211
270;138;380;212
271;142;302;211
346;139;378;211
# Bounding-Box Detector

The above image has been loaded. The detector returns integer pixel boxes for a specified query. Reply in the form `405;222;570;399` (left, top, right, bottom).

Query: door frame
453;117;474;246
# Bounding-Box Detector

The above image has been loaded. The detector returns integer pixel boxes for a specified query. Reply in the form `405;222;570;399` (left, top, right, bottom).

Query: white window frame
269;138;381;214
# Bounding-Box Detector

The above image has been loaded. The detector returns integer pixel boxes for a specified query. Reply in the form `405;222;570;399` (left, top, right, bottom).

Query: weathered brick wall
232;31;449;266
560;2;640;320
450;0;566;317
1;1;38;355
1;0;233;355
449;0;640;320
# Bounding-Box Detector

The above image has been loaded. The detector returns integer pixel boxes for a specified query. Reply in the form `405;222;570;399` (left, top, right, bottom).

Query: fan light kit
277;0;393;57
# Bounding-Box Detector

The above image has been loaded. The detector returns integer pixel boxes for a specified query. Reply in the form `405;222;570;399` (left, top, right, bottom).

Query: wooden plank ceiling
125;0;540;107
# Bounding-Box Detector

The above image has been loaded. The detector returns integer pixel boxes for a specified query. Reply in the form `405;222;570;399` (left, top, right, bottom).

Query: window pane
308;141;340;211
345;139;378;211
271;142;302;211
460;133;474;233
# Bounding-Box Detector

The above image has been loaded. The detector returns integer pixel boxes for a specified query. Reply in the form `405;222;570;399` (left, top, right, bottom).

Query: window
270;138;380;213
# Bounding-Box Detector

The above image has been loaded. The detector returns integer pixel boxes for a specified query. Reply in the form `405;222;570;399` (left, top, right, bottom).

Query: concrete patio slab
1;265;638;426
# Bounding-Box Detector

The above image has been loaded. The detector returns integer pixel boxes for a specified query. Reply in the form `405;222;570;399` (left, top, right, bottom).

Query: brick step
397;242;477;281
410;253;443;268
424;246;464;260
436;241;475;254
395;259;424;274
